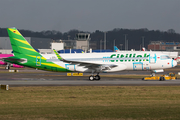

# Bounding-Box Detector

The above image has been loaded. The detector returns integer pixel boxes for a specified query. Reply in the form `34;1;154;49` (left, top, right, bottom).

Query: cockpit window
160;55;171;60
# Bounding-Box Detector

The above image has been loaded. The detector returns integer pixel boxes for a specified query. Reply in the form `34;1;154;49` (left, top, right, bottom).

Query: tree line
0;28;180;50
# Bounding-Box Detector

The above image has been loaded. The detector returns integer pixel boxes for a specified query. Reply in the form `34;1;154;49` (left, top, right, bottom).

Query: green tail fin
6;28;69;72
7;28;40;56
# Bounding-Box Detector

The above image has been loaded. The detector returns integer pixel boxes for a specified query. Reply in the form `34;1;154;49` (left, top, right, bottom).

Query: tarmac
0;67;180;86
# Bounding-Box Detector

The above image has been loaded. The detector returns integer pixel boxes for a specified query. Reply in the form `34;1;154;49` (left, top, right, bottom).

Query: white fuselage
42;51;177;73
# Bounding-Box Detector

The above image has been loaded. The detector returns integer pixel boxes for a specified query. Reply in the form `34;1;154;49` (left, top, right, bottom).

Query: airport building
0;33;94;54
148;41;180;51
75;33;91;52
53;33;91;52
0;37;52;49
0;37;52;54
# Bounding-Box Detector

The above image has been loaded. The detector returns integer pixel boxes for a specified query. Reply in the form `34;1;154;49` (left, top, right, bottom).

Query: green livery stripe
27;55;46;60
19;46;37;52
14;38;31;45
53;49;62;60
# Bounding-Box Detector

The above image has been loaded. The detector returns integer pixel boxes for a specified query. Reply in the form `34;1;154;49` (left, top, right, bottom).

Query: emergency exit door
36;56;41;66
149;54;156;63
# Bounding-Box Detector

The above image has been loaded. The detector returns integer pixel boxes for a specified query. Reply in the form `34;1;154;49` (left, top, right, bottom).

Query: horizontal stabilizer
3;56;26;63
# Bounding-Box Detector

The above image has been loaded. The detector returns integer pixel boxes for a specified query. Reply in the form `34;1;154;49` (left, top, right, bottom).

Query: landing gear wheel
94;75;100;80
89;75;94;81
5;66;10;70
160;77;165;81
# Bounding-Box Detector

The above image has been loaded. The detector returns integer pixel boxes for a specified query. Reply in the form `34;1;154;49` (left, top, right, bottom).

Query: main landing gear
89;73;101;81
5;64;10;70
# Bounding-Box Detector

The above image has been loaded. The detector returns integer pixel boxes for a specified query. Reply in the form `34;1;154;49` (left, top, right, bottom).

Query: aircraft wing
52;49;117;70
63;59;117;69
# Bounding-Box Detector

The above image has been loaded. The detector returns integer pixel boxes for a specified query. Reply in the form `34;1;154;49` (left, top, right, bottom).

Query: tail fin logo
8;28;22;36
114;46;119;52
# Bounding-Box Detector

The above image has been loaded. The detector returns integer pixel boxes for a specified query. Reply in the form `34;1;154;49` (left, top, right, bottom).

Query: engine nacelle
152;69;164;73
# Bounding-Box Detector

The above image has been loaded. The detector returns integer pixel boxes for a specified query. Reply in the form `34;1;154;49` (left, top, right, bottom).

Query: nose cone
173;60;177;67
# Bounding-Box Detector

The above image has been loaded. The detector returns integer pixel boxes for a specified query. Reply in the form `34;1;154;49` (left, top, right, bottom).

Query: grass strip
0;86;180;120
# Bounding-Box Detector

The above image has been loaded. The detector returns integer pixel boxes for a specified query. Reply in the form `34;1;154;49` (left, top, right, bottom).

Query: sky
0;0;180;33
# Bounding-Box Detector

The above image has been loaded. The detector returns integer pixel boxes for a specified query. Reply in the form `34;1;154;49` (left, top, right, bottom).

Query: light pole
100;39;102;52
142;36;145;47
127;39;128;50
120;44;123;50
113;39;116;50
104;32;106;50
124;34;128;50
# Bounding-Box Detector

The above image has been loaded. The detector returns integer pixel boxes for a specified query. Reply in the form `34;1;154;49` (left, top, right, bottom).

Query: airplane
0;54;24;69
142;47;146;51
3;28;178;81
114;46;119;52
114;46;146;52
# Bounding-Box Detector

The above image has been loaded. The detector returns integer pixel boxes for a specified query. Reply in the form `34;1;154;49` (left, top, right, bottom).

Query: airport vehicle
142;76;161;81
142;72;177;81
3;28;177;81
160;72;177;80
0;54;24;69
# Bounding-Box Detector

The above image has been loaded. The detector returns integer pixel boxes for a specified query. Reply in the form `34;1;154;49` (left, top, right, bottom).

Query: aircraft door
65;64;76;71
149;54;156;63
133;62;143;70
36;56;41;66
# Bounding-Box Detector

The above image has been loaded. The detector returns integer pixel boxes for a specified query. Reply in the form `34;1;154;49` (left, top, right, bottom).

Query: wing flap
64;59;117;70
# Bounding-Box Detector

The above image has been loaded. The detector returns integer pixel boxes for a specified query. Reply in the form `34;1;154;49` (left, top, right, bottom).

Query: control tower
75;33;91;52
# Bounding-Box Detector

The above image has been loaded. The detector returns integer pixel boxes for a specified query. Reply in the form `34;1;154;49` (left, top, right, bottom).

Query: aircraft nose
172;60;177;67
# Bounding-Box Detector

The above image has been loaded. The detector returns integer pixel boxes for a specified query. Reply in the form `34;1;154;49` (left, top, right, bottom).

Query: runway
0;71;180;86
0;67;180;86
1;79;180;86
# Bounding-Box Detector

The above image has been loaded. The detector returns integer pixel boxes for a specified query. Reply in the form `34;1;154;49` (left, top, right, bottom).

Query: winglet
53;49;63;60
